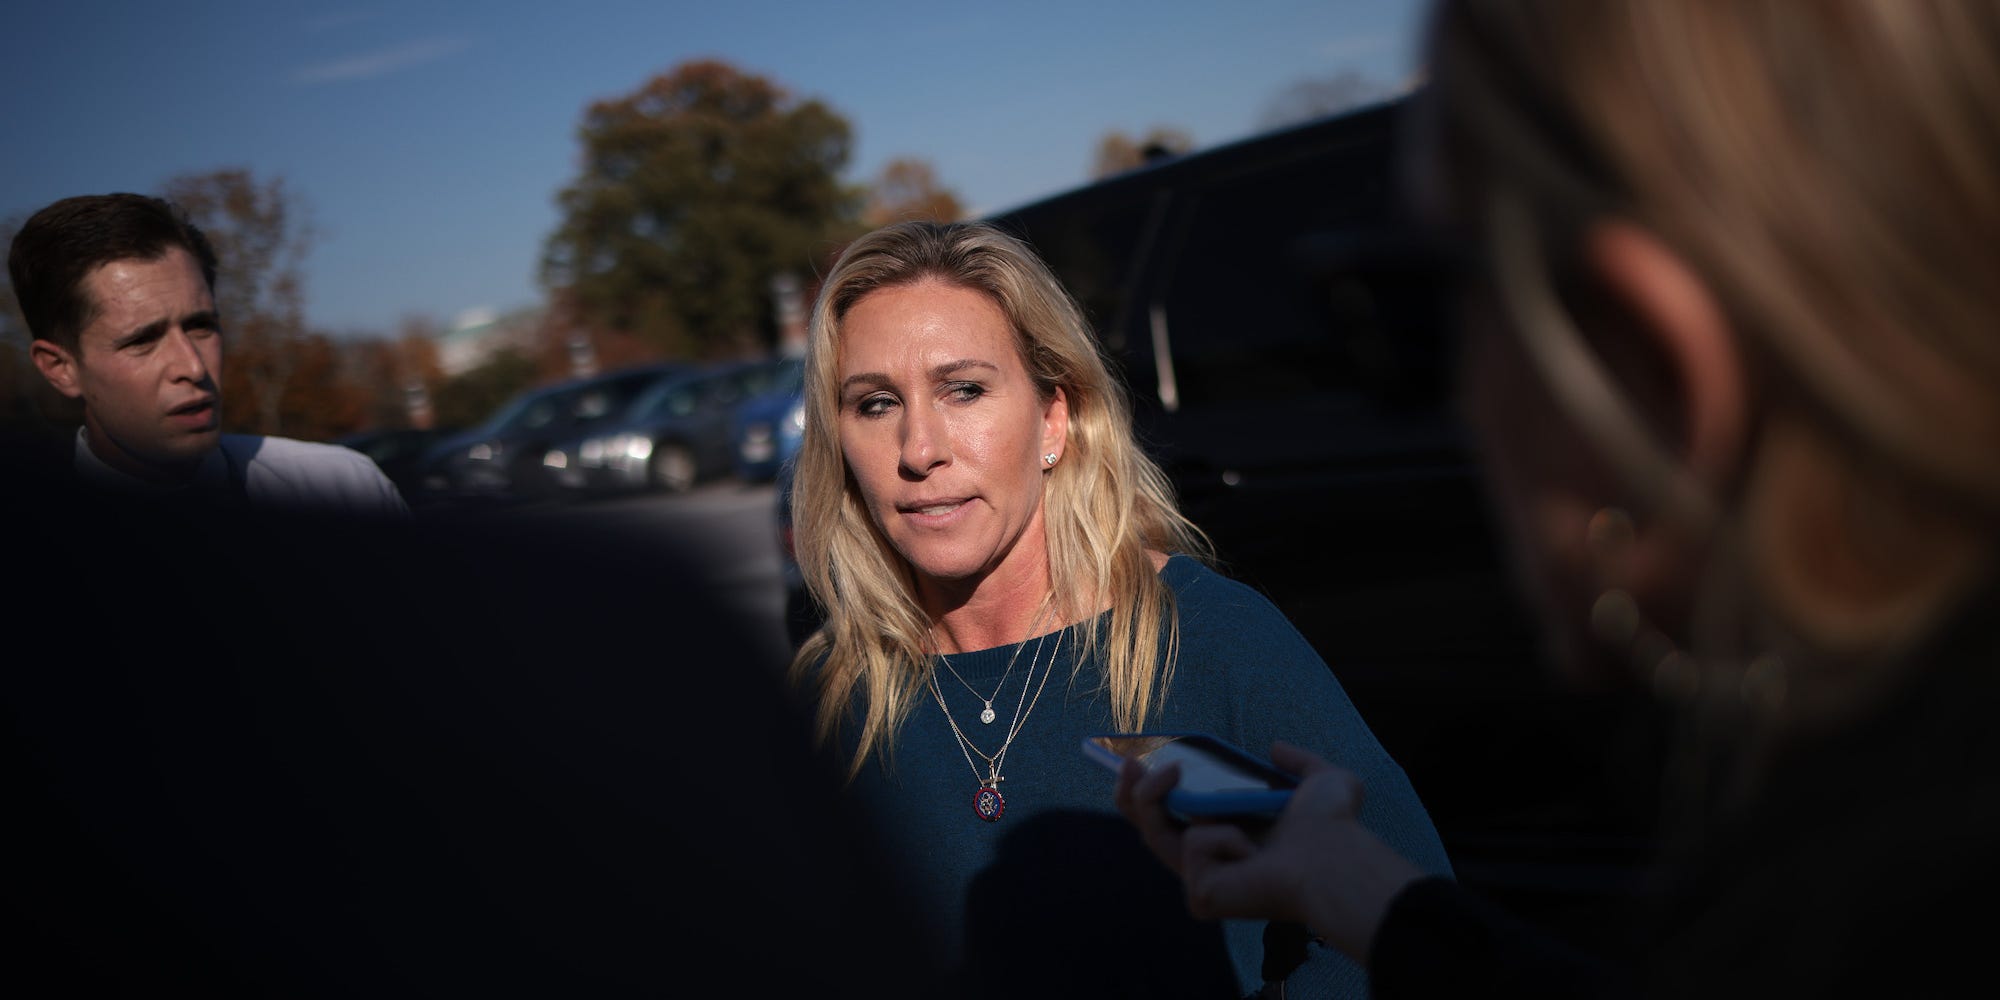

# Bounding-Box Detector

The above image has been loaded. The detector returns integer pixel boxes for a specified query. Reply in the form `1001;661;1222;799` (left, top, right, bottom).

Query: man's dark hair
7;193;219;351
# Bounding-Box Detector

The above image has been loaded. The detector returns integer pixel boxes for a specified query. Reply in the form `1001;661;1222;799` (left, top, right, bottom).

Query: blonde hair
789;220;1212;776
1419;2;2000;727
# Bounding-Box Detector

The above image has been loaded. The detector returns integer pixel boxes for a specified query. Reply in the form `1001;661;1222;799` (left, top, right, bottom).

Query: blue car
729;356;805;483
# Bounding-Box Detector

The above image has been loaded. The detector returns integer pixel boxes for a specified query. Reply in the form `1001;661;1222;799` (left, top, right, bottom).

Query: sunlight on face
60;247;224;480
836;279;1066;607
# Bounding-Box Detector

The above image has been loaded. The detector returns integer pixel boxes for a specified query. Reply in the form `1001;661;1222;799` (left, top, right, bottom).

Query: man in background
10;192;406;516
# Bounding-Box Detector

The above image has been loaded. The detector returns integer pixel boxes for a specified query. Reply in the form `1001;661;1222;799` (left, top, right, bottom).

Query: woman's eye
945;382;985;403
855;395;895;417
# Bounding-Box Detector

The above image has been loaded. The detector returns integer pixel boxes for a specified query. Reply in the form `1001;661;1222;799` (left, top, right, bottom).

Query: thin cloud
1317;33;1394;62
293;36;471;84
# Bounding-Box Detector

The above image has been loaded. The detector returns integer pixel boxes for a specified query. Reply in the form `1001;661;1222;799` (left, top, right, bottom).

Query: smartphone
1083;732;1298;822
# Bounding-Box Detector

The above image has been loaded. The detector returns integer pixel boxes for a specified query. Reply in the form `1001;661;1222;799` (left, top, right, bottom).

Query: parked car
729;356;805;483
548;357;794;496
415;363;687;504
777;98;1669;952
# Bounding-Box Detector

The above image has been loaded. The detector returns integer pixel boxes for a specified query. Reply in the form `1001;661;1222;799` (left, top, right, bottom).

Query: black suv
988;99;1668;951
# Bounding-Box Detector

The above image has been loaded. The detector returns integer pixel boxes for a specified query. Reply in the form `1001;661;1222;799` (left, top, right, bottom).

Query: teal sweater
845;554;1453;997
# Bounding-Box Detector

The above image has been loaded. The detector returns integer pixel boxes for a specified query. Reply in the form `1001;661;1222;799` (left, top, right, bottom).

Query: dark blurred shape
3;450;942;997
961;811;1239;1000
773;457;821;649
334;425;458;499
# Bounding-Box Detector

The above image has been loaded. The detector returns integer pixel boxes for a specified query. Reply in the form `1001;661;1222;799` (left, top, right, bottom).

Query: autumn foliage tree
1090;126;1196;180
542;60;859;360
863;158;965;226
159;169;327;437
1258;71;1402;131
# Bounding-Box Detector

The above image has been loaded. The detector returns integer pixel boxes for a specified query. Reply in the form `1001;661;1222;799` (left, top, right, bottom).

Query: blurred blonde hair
790;220;1212;775
1418;1;2000;723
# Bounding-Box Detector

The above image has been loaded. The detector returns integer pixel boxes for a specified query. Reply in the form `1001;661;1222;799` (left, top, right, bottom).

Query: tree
542;60;859;359
863;158;965;226
161;169;315;436
339;335;411;432
1258;71;1402;131
274;332;370;440
1091;127;1196;180
430;348;537;432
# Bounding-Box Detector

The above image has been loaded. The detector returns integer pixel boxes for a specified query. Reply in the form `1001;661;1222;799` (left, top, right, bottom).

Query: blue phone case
1083;732;1296;821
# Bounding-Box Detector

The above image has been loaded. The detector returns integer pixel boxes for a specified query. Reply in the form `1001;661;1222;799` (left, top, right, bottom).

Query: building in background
436;305;546;378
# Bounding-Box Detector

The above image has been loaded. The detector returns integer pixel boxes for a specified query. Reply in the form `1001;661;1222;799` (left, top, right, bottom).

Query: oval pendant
973;785;1006;822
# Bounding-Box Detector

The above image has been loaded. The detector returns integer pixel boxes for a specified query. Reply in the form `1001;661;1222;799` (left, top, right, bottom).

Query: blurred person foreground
2;454;946;997
1117;1;2000;997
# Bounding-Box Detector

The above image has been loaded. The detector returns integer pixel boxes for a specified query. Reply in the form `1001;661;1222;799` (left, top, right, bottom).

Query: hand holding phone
1083;732;1298;823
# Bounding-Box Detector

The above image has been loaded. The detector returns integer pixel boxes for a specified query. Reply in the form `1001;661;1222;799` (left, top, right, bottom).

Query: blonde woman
790;219;1450;996
1121;2;2000;995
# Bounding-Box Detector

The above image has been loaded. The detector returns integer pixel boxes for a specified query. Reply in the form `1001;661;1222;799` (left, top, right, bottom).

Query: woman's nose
899;403;949;475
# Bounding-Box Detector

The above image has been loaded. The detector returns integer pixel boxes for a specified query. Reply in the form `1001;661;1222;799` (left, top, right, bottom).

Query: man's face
32;246;224;481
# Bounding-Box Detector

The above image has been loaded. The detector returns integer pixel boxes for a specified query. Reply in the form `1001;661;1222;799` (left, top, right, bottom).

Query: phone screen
1087;734;1294;793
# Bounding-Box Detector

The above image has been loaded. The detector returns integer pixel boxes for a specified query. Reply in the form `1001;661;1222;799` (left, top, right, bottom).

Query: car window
1157;147;1415;409
517;394;567;431
999;195;1157;354
594;370;672;418
481;391;546;435
756;358;805;400
665;386;699;417
710;378;743;407
572;386;621;422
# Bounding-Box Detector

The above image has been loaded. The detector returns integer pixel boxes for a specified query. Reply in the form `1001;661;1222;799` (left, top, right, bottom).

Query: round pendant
973;785;1006;822
979;705;996;725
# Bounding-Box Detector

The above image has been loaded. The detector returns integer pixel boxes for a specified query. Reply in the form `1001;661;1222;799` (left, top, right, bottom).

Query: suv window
516;394;568;432
1002;194;1160;355
573;386;622;422
1155;146;1403;410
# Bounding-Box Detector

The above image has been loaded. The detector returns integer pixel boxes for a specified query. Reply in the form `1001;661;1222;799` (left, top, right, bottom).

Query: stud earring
1043;452;1058;467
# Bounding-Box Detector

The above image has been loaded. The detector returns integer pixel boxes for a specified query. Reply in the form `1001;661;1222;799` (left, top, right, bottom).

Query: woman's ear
1041;386;1069;460
1583;222;1749;494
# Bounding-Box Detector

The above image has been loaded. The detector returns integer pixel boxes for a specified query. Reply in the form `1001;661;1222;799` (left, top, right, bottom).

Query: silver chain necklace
929;622;1065;822
935;603;1054;724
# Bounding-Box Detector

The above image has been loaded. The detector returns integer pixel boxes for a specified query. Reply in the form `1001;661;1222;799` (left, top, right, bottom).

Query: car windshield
769;358;804;393
480;387;566;435
742;358;803;404
629;371;708;420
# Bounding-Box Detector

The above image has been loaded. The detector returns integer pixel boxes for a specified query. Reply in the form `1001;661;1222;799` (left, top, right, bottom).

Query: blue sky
1;1;1427;339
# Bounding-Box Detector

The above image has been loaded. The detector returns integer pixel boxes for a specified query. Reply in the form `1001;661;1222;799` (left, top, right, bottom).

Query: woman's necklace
935;603;1054;724
929;621;1065;822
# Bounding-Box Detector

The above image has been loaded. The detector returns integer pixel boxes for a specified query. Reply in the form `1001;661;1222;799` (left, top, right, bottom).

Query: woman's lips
899;497;972;525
